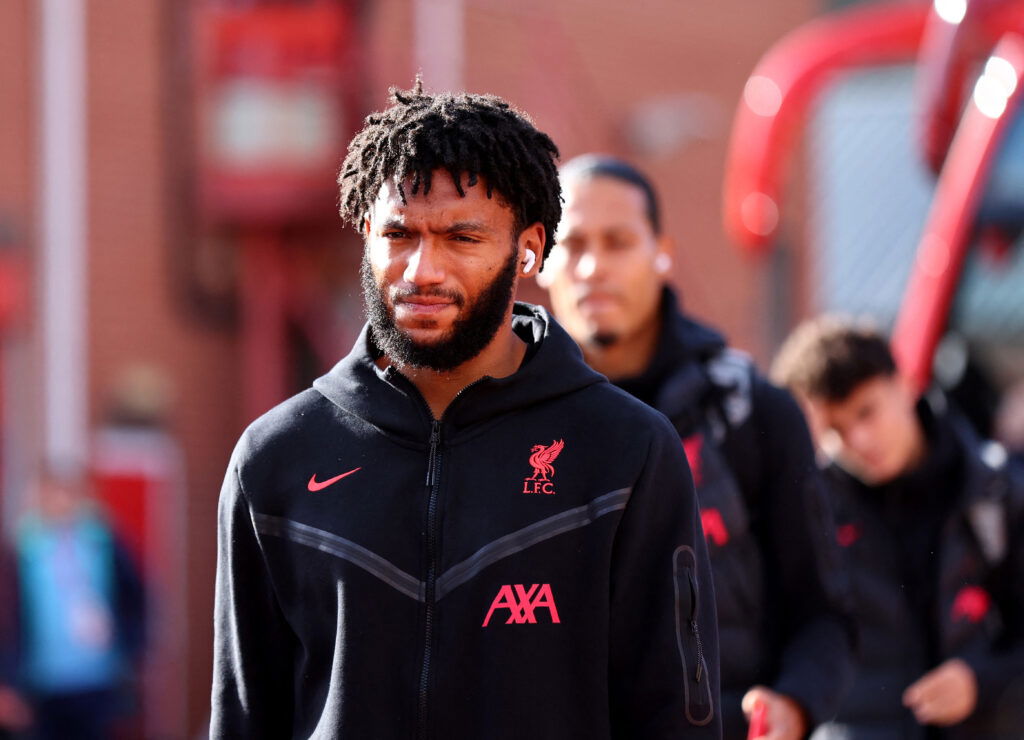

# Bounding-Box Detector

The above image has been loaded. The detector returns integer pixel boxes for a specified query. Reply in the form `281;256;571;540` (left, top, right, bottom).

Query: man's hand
0;685;32;730
902;658;978;727
742;685;808;740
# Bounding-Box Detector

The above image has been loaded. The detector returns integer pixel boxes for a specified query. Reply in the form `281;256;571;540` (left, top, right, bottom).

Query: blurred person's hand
0;685;31;730
742;685;807;740
902;658;977;726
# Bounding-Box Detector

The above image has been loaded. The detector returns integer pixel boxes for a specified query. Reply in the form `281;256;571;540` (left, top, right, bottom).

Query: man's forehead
368;171;512;224
561;177;649;222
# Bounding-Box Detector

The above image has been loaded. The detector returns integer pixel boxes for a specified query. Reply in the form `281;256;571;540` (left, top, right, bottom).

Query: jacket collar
651;286;727;373
617;287;727;421
312;302;605;443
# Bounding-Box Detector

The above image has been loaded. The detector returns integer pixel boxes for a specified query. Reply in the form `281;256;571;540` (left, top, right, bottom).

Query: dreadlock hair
338;81;562;263
771;314;898;402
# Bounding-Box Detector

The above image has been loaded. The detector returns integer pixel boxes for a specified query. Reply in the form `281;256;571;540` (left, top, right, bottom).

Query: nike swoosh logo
307;468;362;492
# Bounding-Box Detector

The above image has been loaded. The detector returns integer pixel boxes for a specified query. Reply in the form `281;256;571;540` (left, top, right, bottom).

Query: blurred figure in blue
13;463;145;740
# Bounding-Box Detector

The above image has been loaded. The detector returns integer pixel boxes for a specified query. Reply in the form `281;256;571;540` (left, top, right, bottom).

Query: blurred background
0;0;1022;736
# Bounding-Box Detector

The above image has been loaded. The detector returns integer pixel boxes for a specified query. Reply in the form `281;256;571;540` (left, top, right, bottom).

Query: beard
361;246;519;372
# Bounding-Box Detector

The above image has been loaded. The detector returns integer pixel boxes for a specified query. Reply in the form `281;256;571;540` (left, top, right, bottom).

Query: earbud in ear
654;253;672;274
522;250;537;274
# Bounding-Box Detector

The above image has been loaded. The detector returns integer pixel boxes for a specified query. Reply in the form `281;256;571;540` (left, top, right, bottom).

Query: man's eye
452;235;480;243
383;231;407;239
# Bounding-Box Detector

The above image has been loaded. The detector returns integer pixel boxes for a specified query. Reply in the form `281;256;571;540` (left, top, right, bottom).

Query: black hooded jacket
211;303;721;740
816;399;1024;740
615;289;855;738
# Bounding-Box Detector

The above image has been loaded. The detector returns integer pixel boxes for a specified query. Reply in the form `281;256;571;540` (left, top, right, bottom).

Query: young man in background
773;316;1024;739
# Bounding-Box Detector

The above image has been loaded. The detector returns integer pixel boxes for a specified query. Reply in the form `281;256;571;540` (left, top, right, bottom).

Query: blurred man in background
12;463;146;740
539;155;854;739
773;317;1024;739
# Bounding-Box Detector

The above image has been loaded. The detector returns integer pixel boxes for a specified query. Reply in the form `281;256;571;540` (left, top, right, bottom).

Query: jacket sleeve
210;441;296;739
958;462;1024;719
753;381;857;728
608;414;722;739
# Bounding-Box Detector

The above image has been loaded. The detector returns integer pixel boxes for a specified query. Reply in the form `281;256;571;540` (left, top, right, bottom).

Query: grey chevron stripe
254;487;631;605
435;487;632;600
254;513;425;602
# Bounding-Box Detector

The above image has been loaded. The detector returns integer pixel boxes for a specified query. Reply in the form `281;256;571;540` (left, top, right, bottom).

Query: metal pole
39;0;89;467
414;0;464;93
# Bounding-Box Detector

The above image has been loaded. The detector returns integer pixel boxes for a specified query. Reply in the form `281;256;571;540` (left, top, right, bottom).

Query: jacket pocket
674;545;714;726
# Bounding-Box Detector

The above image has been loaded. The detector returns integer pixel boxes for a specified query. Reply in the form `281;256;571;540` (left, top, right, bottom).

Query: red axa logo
701;508;730;546
482;583;562;626
952;584;991;624
522;439;564;495
682;434;704;487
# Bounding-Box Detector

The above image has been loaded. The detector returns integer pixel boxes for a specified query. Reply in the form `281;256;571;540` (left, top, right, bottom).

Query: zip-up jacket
616;289;855;738
211;303;721;739
815;399;1024;740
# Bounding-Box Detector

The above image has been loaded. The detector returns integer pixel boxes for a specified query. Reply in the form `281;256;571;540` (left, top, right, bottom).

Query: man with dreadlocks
211;85;721;739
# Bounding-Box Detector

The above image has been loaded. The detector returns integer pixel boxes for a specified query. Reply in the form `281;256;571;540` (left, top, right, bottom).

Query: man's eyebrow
380;219;409;231
441;221;493;234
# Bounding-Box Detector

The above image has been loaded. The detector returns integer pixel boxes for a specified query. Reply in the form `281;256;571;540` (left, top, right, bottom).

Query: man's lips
577;292;619;311
395;296;457;315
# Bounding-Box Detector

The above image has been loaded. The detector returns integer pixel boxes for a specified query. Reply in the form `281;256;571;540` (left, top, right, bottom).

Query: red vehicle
723;0;1024;423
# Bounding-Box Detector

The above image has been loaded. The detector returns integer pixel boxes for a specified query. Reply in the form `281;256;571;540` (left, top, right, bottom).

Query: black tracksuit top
616;289;855;738
211;304;722;739
818;401;1024;740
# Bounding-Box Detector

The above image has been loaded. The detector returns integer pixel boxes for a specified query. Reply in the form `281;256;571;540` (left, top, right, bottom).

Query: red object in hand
748;699;769;739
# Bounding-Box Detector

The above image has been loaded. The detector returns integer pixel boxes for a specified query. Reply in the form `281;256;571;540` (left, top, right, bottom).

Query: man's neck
581;315;662;382
388;325;527;419
899;417;930;477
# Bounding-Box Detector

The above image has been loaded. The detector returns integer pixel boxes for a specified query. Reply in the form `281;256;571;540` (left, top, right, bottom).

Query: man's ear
518;223;545;278
654;234;675;276
363;217;372;237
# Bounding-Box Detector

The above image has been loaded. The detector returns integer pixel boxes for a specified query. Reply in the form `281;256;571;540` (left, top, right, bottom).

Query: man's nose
403;238;445;285
574;251;600;281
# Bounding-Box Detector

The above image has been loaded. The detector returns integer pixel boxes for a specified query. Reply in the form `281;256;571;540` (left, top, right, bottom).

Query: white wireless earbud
522;250;537;274
654;253;672;274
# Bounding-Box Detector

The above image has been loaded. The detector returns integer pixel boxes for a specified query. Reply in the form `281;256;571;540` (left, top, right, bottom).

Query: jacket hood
657;287;727;364
614;287;728;421
312;302;606;443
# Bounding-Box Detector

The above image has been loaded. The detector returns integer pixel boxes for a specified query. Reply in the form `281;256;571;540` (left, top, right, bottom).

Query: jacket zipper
417;419;442;739
680;561;713;726
688;570;704;684
388;373;484;739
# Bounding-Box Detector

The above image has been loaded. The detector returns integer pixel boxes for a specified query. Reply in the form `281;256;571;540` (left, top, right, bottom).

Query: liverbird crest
527;439;565;482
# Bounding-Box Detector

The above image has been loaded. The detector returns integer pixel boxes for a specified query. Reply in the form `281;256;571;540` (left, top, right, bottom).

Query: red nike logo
307;468;362;492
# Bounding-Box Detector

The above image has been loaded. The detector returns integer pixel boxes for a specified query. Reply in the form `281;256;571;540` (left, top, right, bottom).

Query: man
772;317;1024;739
13;463;146;740
539;155;854;739
211;86;721;739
